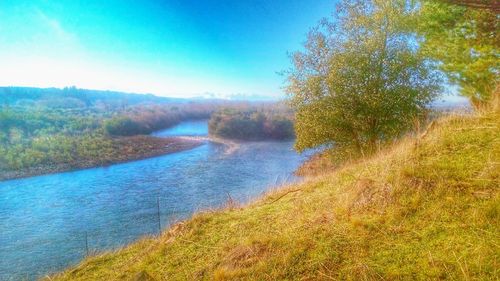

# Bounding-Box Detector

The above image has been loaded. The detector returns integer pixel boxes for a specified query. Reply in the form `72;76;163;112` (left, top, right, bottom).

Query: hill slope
0;86;183;107
50;112;499;280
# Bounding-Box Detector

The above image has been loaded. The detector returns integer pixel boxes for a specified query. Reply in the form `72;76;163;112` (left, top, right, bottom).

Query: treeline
0;86;183;108
0;105;115;171
208;106;294;140
103;103;215;136
0;133;115;171
0;108;102;138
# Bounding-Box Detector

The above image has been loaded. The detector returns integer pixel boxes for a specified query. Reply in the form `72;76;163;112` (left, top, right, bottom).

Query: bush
209;109;294;140
103;116;150;136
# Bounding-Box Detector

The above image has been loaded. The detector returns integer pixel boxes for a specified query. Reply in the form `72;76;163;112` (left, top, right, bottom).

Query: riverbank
49;111;499;280
0;136;203;181
177;135;241;154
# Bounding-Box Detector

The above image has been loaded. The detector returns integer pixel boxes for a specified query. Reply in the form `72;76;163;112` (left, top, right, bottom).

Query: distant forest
0;86;185;107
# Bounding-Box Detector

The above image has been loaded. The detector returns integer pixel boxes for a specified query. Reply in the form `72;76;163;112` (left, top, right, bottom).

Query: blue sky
0;0;334;98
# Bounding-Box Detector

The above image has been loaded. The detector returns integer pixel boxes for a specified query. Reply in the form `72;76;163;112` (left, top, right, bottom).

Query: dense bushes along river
208;108;294;140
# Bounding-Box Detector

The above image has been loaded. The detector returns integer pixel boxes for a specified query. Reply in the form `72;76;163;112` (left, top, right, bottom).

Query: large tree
418;0;499;106
286;0;441;155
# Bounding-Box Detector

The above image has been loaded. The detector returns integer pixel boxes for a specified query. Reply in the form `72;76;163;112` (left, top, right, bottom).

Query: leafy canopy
417;0;499;105
287;0;441;154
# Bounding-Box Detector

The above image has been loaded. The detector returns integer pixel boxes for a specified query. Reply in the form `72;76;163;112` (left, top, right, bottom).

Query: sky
0;0;334;99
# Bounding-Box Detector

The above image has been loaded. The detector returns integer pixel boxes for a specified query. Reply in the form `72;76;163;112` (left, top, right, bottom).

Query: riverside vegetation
0;88;296;180
0;87;224;180
208;105;294;140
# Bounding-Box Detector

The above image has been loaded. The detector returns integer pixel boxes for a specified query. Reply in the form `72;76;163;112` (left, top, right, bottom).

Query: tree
442;0;500;12
418;0;499;106
286;0;441;155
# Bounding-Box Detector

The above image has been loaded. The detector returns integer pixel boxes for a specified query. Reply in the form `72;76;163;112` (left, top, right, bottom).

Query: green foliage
103;116;149;136
103;104;217;136
287;0;441;155
0;130;115;171
0;86;181;107
263;115;295;139
417;0;499;104
209;107;294;140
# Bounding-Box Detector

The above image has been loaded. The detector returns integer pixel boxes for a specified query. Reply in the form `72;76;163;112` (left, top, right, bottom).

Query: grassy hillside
50;112;499;280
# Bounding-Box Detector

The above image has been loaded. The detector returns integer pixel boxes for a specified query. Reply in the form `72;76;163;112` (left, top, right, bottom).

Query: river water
0;120;308;280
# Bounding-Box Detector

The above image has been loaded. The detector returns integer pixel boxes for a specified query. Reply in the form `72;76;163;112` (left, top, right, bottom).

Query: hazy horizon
0;0;334;99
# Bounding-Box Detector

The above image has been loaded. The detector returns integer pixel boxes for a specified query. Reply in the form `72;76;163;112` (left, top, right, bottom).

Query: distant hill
0;86;187;108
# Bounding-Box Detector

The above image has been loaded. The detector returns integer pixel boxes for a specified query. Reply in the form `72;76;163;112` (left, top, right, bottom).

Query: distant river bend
0;120;308;280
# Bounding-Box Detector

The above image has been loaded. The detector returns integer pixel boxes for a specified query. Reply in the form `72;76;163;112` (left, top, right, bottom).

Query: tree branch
440;0;500;12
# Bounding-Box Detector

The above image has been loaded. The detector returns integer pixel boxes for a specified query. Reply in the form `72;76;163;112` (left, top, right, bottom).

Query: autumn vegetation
208;105;294;140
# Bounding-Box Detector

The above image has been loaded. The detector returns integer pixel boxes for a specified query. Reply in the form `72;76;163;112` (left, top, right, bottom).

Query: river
0;120;308;280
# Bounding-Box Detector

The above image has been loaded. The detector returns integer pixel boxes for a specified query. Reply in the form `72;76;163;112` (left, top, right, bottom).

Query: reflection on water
0;120;308;280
